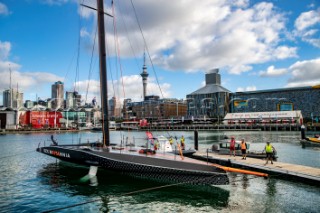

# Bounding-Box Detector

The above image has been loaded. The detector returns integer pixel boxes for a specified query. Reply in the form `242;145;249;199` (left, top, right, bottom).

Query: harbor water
0;131;319;212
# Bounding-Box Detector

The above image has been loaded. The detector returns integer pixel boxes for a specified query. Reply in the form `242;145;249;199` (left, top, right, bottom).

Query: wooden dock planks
192;151;320;184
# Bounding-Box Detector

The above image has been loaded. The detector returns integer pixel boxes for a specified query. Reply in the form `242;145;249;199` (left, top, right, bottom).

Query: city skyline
0;0;319;106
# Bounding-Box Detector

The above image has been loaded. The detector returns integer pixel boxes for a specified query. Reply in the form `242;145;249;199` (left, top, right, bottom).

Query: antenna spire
140;51;149;100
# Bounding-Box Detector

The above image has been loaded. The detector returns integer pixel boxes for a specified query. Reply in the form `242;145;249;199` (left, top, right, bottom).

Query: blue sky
0;0;319;105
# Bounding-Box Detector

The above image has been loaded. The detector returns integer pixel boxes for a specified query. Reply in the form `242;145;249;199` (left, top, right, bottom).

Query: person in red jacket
230;136;236;157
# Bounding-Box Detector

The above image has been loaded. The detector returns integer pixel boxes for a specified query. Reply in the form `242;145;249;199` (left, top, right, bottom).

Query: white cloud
0;63;63;95
273;46;297;59
295;10;320;31
100;0;296;75
229;0;249;8
294;8;320;48
237;85;256;92
78;0;96;19
0;41;11;60
0;2;9;16
286;58;320;87
302;38;320;48
229;65;252;75
259;65;288;77
41;0;69;6
0;40;64;101
80;27;90;38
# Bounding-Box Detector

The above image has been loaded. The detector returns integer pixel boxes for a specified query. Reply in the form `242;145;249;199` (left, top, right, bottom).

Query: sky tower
140;53;149;100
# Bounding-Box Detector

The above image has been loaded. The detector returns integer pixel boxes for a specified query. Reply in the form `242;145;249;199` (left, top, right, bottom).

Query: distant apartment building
51;81;64;108
122;98;133;119
25;100;34;108
128;96;187;120
109;96;121;119
3;89;24;109
65;91;82;109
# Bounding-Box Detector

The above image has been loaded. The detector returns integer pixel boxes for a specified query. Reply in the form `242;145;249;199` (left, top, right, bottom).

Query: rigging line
130;0;165;99
106;9;116;99
74;0;86;93
112;0;126;99
42;173;225;213
109;1;127;152
106;35;116;98
63;1;84;84
117;1;140;70
85;23;98;104
63;49;77;84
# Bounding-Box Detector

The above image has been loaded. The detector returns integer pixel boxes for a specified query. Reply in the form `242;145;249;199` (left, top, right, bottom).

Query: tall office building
109;96;121;118
51;81;64;108
65;91;81;108
3;89;24;109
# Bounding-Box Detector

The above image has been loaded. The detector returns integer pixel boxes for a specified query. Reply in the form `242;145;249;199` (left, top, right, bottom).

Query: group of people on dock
229;136;248;159
170;135;186;150
229;136;276;164
160;135;185;150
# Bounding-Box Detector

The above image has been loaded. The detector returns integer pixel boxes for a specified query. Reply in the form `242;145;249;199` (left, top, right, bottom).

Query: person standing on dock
264;142;276;164
154;140;159;150
180;135;185;150
169;136;174;145
240;139;247;160
230;136;236;157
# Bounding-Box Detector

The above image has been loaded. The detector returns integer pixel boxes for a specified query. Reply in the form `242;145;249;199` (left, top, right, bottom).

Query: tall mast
97;0;109;146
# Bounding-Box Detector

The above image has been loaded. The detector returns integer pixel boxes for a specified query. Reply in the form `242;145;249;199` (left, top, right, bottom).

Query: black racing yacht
36;0;229;186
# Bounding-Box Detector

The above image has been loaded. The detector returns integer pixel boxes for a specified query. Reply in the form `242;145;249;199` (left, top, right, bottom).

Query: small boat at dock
211;140;278;160
300;135;320;148
145;133;197;157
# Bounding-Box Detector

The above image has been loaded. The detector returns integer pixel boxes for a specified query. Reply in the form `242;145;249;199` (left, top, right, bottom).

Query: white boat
145;133;197;157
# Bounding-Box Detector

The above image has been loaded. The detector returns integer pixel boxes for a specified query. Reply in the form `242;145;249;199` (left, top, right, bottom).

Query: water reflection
266;179;277;196
242;175;249;189
37;162;230;211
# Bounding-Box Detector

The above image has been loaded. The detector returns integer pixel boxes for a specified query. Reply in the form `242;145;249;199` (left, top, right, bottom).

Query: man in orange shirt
240;138;247;160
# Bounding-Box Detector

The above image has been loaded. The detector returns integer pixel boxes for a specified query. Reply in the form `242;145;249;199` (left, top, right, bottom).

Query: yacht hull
37;145;229;185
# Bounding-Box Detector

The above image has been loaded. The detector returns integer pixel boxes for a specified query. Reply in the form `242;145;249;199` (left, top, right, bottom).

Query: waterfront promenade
141;123;308;131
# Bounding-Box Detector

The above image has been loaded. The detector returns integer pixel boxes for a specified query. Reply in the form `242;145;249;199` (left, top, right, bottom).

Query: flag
146;131;153;139
92;97;97;106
